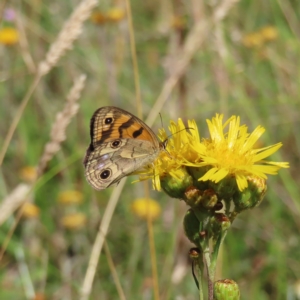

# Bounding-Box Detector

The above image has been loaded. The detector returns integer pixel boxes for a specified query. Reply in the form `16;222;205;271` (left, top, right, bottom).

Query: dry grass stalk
145;20;208;126
16;12;36;73
213;0;240;22
37;74;86;176
146;0;240;127
0;183;31;226
0;0;97;167
38;0;97;76
80;180;127;300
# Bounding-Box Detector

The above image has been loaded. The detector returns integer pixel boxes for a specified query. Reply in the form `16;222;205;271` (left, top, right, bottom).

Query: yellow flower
259;26;278;41
57;190;83;205
196;114;289;191
61;213;86;230
242;32;264;48
242;26;278;49
91;8;125;25
143;114;289;192
131;198;161;221
0;27;19;45
105;8;125;22
22;203;40;219
91;11;107;24
171;15;186;30
19;166;37;183
138;118;201;190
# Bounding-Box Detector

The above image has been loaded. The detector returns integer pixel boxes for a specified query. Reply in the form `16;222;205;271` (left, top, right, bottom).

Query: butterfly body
84;106;163;190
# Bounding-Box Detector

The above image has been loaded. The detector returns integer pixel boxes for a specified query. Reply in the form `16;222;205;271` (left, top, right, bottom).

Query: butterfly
83;106;165;190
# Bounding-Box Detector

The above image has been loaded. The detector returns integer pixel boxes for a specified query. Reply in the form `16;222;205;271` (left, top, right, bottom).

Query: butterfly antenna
165;127;194;141
159;113;164;128
161;127;194;150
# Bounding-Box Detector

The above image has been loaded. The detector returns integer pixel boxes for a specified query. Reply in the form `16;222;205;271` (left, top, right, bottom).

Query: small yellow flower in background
171;15;186;30
91;8;125;25
242;25;278;48
131;198;161;221
61;213;86;230
91;11;107;24
259;26;278;41
0;27;19;45
242;32;264;48
19;166;37;183
57;190;83;205
105;8;125;22
142;114;289;192
22;203;40;219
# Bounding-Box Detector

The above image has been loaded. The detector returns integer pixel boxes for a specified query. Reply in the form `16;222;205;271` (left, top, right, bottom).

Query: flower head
242;32;264;48
195;114;289;191
242;25;278;48
57;190;83;205
143;114;289;192
22;203;40;219
0;27;19;45
259;26;278;41
61;213;86;230
138;118;200;190
131;198;161;221
105;8;125;22
91;8;125;25
19;166;37;183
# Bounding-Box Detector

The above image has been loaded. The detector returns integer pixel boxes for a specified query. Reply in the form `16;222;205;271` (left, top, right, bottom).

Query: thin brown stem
0;74;41;166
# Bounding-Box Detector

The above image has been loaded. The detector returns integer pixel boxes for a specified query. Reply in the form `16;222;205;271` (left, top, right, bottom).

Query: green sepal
160;166;193;199
187;166;210;191
210;213;231;236
184;186;218;210
183;209;201;245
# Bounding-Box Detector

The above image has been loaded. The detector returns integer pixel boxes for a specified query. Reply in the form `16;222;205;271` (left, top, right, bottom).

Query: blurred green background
0;0;299;299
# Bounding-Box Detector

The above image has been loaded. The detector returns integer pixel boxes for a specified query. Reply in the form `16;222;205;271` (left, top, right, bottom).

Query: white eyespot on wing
96;154;110;169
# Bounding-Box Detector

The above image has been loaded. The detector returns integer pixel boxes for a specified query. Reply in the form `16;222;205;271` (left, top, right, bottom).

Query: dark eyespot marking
132;127;144;138
104;117;113;124
100;169;111;179
111;139;121;148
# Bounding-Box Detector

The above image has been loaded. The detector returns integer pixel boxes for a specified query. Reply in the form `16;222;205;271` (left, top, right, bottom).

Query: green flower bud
189;247;201;260
187;167;237;210
210;213;231;240
187;166;210;191
233;176;267;212
184;186;218;209
160;167;193;199
208;175;237;201
214;279;240;300
200;189;218;208
183;209;201;245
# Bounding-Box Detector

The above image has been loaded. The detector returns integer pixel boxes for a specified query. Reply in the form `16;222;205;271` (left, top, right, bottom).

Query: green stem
203;245;213;300
198;217;211;300
205;226;228;300
197;258;204;300
210;228;228;278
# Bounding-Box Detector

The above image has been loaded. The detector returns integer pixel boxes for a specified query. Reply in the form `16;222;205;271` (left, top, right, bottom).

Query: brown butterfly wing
83;107;161;190
84;139;160;190
89;106;159;147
